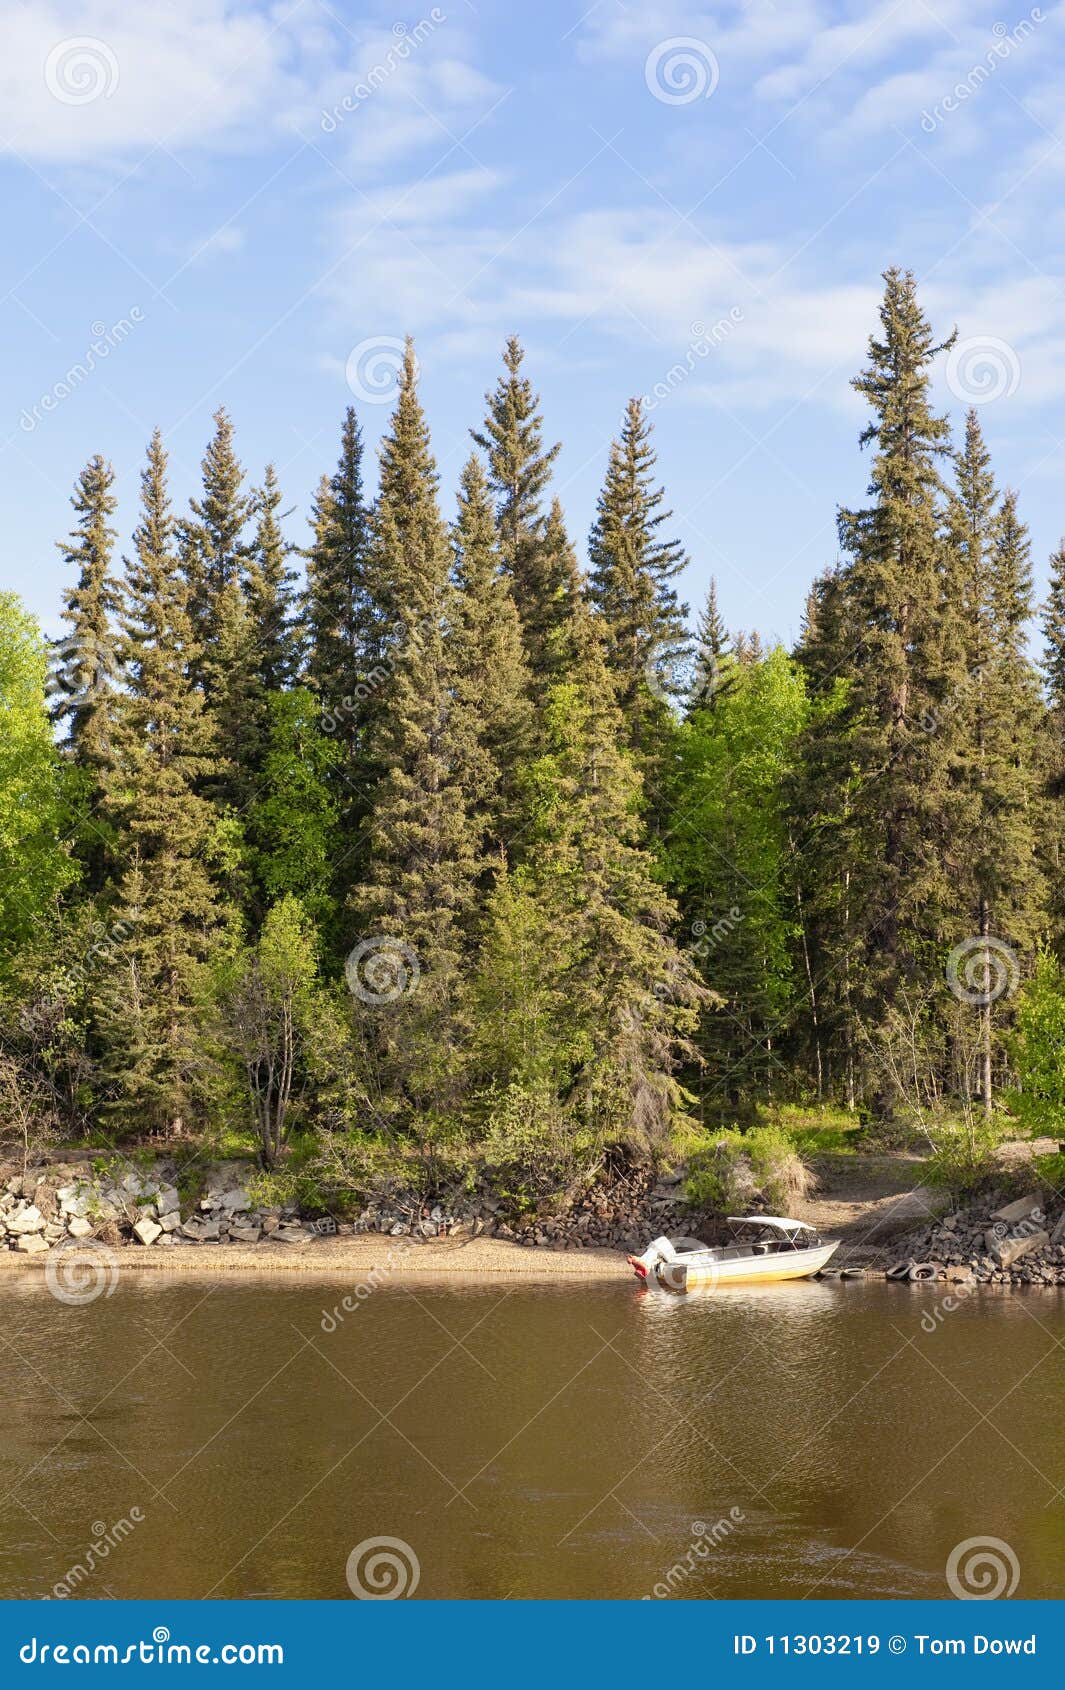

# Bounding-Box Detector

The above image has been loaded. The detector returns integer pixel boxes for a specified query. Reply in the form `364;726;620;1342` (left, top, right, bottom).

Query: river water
1;1275;1062;1600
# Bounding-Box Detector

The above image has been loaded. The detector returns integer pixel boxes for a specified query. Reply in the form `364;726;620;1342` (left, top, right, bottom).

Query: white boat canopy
726;1216;818;1234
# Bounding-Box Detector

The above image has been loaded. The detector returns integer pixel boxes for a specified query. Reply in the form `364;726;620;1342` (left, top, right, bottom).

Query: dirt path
793;1153;944;1262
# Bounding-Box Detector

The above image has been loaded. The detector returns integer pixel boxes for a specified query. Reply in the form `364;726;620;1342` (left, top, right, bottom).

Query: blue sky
3;0;1065;648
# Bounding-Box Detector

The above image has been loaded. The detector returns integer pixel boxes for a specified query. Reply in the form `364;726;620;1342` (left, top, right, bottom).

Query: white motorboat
627;1216;840;1291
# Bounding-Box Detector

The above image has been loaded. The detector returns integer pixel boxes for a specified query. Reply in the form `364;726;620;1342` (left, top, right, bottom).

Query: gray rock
133;1216;162;1245
157;1186;181;1216
8;1206;45;1235
990;1192;1044;1227
989;1228;1049;1270
16;1233;50;1253
158;1209;181;1233
67;1216;94;1239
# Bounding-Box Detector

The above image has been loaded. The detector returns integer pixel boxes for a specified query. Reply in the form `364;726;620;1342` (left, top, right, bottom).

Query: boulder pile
1;1154;693;1255
883;1190;1065;1287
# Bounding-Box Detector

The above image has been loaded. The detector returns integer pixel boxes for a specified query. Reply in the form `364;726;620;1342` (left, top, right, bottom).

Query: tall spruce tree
304;408;376;743
181;409;258;815
52;454;122;889
691;577;734;706
477;571;708;1145
1041;541;1065;949
246;463;299;696
827;268;967;1113
946;422;1045;1113
587;397;690;783
472;337;563;678
451;454;534;867
350;345;483;1131
99;431;223;1135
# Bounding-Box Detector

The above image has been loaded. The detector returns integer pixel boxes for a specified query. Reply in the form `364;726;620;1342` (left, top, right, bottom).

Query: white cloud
0;0;305;162
0;1;502;171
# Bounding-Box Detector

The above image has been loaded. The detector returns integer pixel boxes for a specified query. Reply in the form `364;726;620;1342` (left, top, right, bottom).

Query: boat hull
649;1240;839;1292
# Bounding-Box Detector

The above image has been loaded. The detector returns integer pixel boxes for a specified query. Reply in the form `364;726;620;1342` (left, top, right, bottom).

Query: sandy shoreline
0;1234;631;1282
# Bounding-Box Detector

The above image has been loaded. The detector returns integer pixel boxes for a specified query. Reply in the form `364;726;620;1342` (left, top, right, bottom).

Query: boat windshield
726;1219;821;1252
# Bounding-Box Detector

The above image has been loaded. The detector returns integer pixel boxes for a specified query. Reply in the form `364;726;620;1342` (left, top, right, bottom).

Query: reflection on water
0;1275;1063;1599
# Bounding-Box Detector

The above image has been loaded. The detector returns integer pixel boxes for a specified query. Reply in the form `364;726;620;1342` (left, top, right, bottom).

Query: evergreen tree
587;397;690;773
472;336;562;677
451;454;534;865
947;422;1045;1113
99;431;223;1135
304;408;376;751
692;577;734;706
181;409;258;814
1043;539;1065;723
1041;539;1065;947
477;578;707;1146
828;268;966;1113
350;345;483;1133
52;454;121;888
246;464;299;696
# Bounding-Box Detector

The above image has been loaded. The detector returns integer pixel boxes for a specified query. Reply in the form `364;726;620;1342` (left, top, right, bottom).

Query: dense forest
4;267;1065;1205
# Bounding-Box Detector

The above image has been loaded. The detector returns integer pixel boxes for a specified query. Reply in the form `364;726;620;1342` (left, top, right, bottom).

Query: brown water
1;1275;1063;1600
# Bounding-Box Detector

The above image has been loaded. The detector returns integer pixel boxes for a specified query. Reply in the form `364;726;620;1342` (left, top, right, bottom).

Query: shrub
685;1125;812;1214
924;1119;1003;1197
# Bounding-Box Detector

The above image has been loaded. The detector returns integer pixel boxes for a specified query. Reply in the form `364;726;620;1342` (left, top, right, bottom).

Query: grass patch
750;1102;862;1157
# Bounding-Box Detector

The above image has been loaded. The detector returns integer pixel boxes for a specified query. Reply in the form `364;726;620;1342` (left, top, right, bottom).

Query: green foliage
1007;949;1065;1138
924;1118;1005;1195
685;1125;813;1214
10;302;1065;1211
666;644;810;1098
245;687;340;929
0;595;77;988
